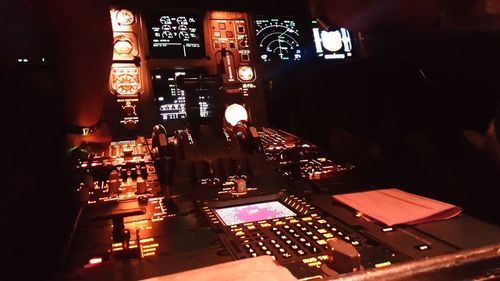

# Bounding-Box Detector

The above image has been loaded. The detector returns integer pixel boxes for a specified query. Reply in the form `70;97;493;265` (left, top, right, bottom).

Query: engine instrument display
214;201;296;225
152;70;212;121
312;20;354;60
254;18;302;63
147;14;205;58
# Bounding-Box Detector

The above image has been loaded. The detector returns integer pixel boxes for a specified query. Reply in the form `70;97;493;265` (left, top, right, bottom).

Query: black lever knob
322;238;361;276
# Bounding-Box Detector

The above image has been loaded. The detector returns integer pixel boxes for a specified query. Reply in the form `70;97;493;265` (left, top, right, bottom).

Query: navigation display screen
214;201;296;226
254;17;302;63
312;19;354;60
147;14;205;58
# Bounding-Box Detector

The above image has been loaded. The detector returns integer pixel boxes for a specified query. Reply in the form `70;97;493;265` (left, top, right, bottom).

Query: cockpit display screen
312;20;354;60
147;14;205;58
254;17;302;63
152;70;211;121
214;201;296;226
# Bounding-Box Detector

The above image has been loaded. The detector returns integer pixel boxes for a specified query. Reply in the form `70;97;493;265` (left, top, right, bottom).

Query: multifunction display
254;18;302;63
152;70;212;121
312;20;354;60
147;14;205;58
214;201;296;225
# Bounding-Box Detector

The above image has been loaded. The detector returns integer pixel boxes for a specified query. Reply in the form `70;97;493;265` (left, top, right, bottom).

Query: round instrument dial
237;65;255;81
114;38;133;55
113;74;139;95
116;9;135;25
255;18;302;63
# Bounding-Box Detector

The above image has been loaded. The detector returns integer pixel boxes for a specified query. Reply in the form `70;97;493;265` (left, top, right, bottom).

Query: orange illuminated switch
218;23;226;29
213;31;221;38
226;31;234;38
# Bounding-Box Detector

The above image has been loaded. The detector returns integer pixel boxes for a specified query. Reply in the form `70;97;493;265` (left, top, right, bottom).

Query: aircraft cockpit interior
1;0;500;280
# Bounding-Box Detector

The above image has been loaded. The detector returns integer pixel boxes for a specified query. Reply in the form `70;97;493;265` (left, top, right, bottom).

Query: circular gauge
113;74;139;95
116;9;135;25
237;65;255;81
255;18;302;62
114;37;133;55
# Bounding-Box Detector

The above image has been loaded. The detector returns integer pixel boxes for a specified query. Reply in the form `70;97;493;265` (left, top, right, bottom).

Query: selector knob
322;238;361;276
124;120;137;130
123;104;136;116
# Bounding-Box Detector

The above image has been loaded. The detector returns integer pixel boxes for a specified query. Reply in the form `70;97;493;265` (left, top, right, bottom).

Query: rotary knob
123;120;137;130
123;104;136;116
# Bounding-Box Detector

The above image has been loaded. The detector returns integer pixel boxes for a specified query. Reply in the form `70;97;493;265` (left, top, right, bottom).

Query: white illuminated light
321;30;342;52
89;257;103;265
224;103;248;126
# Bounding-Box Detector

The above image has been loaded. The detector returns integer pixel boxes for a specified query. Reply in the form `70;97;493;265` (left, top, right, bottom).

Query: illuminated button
317;240;327;245
351;241;360;246
416;245;431;251
231;228;243;232
382;227;394;232
244;244;251;248
311;214;318;218
318;219;327;224
283;224;289;229
317;229;327;234
337;232;343;236
274;244;281;248
323;233;334;238
235;231;245;236
218;23;226;29
299;238;306;243
279;248;286;253
285;240;292;245
247;225;256;230
312;236;319;240
283;253;292;258
265;251;272;255
293;234;300;238
331;227;337;231
261;246;268;251
280;235;287;240
248;249;255;253
237;26;245;33
213;31;221;37
291;245;299;250
297;250;305;256
344;236;351;241
226;31;234;38
270;240;276;244
275;221;285;226
290;219;299;223
251;253;258;257
288;229;295;233
258;242;264;246
261;223;272;228
306;231;313;236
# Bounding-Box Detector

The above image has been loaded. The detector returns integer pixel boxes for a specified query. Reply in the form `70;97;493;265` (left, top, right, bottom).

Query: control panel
61;2;500;281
